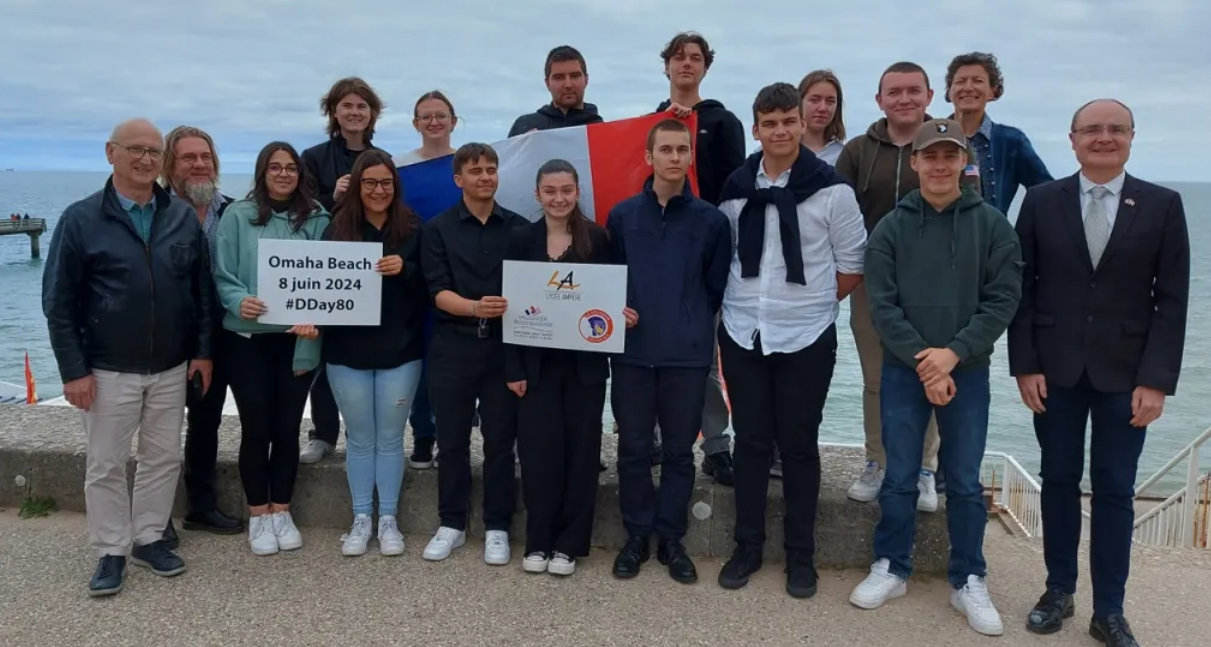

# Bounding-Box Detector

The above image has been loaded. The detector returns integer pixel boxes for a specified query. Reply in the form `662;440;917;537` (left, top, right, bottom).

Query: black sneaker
1026;589;1074;635
88;555;127;597
183;509;243;534
410;437;435;469
131;540;187;577
657;539;698;584
701;452;735;486
161;519;179;549
718;544;763;589
612;536;650;579
784;551;819;599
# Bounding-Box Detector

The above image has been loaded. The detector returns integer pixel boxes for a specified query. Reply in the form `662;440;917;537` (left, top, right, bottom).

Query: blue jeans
873;362;990;588
326;360;423;517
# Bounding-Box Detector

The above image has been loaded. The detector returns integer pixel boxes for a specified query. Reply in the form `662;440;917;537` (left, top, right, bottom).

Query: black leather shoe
1026;589;1074;634
183;509;243;534
161;519;179;549
131;541;187;577
657;539;698;584
612;536;650;579
701;452;735;486
88;555;127;597
718;544;762;589
784;552;818;599
1089;614;1140;647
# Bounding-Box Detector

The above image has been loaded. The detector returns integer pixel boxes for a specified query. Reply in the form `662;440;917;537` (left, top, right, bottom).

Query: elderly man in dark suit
1009;99;1190;647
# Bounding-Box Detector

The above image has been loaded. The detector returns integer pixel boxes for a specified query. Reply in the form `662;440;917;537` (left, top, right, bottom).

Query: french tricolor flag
398;111;699;225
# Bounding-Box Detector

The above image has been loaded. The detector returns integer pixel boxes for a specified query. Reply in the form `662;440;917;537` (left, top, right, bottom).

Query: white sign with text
502;260;627;353
256;239;382;326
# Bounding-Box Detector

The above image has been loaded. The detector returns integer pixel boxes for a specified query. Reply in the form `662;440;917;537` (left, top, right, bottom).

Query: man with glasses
1010;99;1189;647
43;118;214;596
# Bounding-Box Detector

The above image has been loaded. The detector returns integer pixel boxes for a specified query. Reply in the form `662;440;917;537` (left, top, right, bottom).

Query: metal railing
1131;426;1211;548
0;218;45;233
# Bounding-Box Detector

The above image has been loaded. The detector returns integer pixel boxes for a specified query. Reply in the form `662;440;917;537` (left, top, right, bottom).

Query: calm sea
2;171;1208;492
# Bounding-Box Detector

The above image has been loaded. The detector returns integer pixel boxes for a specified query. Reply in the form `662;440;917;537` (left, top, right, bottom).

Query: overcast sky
1;0;1207;182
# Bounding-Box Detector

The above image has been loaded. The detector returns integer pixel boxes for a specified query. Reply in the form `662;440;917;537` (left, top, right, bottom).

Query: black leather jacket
42;177;212;383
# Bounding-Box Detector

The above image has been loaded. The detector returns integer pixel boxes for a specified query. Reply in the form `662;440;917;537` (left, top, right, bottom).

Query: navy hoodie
654;99;746;206
605;178;732;369
508;102;604;137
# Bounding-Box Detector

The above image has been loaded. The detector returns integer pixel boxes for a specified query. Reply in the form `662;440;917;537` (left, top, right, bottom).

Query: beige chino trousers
82;362;187;557
849;284;940;473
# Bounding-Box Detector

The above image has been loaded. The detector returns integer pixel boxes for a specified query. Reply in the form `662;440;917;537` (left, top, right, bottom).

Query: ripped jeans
326;360;423;517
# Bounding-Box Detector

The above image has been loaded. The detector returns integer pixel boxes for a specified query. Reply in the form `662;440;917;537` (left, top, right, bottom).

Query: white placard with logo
502;260;628;353
255;239;382;326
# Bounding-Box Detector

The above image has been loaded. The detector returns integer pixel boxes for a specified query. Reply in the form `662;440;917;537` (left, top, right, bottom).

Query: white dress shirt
719;164;867;355
1079;170;1125;227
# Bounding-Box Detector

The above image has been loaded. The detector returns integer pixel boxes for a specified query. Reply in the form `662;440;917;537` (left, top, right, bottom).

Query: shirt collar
115;189;155;212
457;198;503;221
1079;171;1126;196
975;113;994;140
756;159;791;187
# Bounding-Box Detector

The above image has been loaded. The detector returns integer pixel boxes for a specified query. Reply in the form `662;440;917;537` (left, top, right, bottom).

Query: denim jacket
962;114;1053;215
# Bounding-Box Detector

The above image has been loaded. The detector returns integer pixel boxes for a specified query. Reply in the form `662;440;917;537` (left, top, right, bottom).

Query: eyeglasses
180;153;214;166
111;143;164;160
361;178;394;191
267;164;299;176
1073;124;1132;137
416;112;452;122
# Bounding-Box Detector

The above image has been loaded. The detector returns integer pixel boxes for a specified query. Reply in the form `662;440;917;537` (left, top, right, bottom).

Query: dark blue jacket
42;177;212;383
982;122;1053;215
605;179;731;369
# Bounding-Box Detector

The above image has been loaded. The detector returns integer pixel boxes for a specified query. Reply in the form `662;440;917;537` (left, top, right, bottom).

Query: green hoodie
864;186;1022;371
213;198;331;372
836;115;982;233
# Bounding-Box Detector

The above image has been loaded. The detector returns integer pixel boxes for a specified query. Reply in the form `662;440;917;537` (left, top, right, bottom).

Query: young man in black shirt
420;143;529;566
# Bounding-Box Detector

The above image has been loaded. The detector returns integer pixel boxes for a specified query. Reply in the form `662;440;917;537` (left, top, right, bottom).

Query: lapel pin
1125;198;1136;206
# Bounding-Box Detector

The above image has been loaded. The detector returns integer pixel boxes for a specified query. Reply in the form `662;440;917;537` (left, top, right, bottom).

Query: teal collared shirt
116;191;157;243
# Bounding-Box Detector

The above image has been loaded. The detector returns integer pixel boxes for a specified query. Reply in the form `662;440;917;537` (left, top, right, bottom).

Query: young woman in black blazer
504;159;636;576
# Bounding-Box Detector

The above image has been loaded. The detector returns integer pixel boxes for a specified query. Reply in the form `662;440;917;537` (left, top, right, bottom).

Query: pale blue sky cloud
1;0;1207;181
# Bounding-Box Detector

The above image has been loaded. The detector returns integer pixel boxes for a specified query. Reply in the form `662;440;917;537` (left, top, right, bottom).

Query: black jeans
612;362;709;542
1036;372;1144;618
307;365;342;445
183;330;228;514
516;350;605;557
721;324;837;556
428;325;518;532
223;330;313;507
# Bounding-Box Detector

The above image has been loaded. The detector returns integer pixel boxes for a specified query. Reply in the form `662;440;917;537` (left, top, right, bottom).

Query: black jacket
508;103;604;137
605;178;731;369
42;177;212;383
654;99;746;206
503;219;612;386
1007;173;1190;395
301;135;387;212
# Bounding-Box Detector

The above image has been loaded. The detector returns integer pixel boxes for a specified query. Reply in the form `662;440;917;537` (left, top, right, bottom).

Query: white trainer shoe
548;552;576;576
484;530;511;565
272;511;303;551
952;574;1005;636
341;514;372;556
299;439;332;464
849;558;908;610
847;462;885;503
378;515;405;556
248;515;279;556
522;551;549;573
422;526;465;561
917;471;939;512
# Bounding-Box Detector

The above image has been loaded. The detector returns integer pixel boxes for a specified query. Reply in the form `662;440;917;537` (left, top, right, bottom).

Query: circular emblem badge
578;309;614;343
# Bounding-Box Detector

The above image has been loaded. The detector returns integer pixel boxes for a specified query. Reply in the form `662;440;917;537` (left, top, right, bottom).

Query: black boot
1089;614;1139;647
657;539;698;584
612;536;650;579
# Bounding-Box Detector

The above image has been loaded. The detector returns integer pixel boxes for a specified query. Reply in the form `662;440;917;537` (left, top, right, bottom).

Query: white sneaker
847;462;884;502
918;471;939;512
248;515;279;556
378;515;405;556
341;514;372;556
548;552;576;576
849;558;907;610
522;551;549;573
272;511;303;551
422;526;465;561
952;575;1005;636
484;530;511;565
299;439;332;464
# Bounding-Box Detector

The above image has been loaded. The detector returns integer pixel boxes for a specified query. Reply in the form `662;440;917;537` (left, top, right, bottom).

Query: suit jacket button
1090;281;1096;288
1087;315;1094;323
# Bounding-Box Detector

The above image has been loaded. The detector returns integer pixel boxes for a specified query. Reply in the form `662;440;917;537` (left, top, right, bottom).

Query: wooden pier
0;218;47;259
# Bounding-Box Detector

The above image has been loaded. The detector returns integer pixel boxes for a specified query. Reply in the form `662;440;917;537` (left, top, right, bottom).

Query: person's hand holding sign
376;255;403;276
288;323;319;339
472;297;508;319
240;296;267;320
